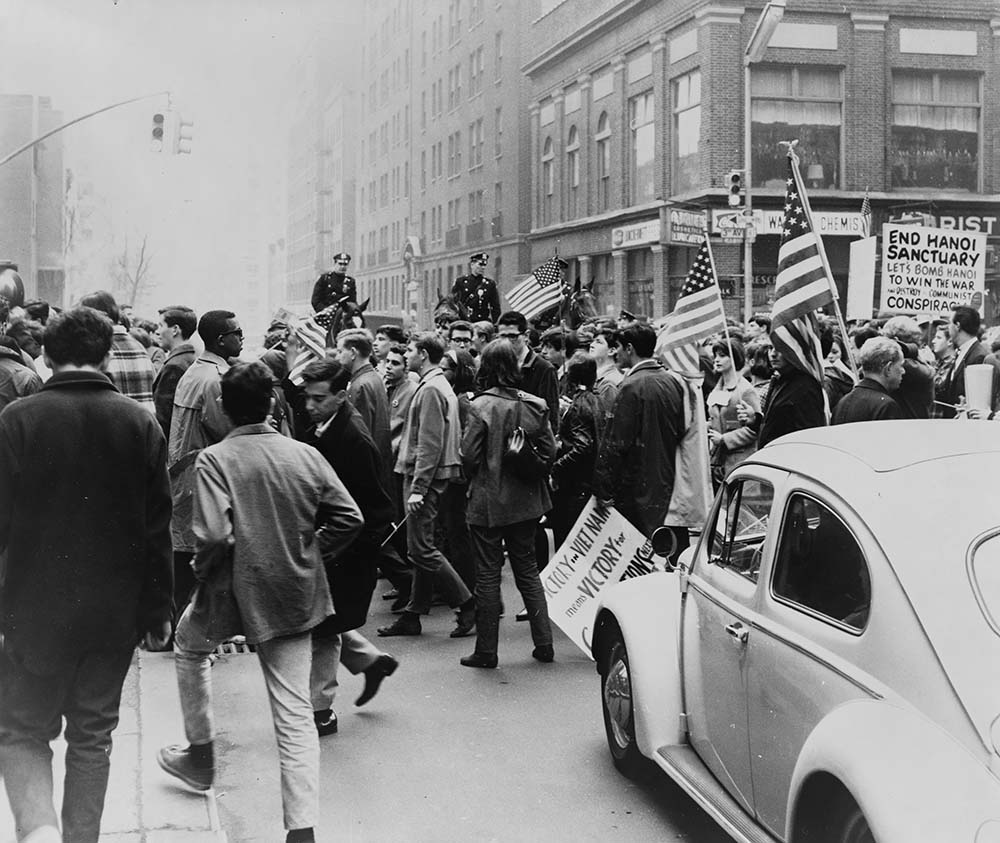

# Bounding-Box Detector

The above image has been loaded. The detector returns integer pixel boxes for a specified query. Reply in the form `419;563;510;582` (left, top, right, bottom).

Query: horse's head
558;278;598;329
433;294;467;326
325;297;368;345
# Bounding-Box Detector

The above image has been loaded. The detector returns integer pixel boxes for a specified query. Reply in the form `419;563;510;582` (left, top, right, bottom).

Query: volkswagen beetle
591;421;1000;843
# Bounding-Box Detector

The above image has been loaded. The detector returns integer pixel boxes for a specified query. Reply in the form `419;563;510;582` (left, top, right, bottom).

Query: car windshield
970;534;1000;636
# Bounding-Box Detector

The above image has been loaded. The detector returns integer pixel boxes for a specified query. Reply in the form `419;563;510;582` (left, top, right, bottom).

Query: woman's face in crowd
712;350;733;375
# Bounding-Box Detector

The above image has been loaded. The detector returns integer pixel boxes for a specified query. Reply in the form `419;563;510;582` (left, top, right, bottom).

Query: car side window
707;477;773;584
771;494;871;631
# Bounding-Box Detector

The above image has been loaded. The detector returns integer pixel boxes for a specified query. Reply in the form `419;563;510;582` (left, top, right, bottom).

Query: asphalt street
196;575;730;843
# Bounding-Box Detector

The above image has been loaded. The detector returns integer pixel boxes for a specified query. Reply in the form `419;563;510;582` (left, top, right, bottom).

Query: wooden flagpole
786;141;860;381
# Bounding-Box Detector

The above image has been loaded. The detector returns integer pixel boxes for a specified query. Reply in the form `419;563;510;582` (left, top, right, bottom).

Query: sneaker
157;744;214;792
450;601;476;638
377;614;422;637
314;709;338;736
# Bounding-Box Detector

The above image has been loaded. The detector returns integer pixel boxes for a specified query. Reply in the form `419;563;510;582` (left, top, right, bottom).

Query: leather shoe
460;652;498;669
532;645;554;663
355;654;399;706
157;744;214;792
515;608;529;622
377;615;421;637
450;601;476;638
314;709;338;736
390;594;410;613
381;589;400;601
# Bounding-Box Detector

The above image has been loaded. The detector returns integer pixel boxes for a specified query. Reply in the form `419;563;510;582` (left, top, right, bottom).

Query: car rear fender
591;571;685;754
788;698;1000;842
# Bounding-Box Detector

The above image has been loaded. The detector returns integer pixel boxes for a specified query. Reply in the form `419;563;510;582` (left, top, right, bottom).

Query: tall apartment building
284;26;359;313
0;95;65;304
524;0;1000;322
354;0;537;328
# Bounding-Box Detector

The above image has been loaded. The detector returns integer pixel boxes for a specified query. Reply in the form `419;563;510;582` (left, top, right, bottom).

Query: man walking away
0;306;172;843
832;337;904;424
152;306;198;437
158;362;362;843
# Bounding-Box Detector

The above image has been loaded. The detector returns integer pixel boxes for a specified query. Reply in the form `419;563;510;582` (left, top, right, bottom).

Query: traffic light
151;113;166;153
173;114;194;155
727;169;744;207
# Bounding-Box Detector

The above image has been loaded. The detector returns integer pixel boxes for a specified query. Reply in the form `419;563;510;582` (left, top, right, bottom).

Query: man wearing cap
311;253;358;313
451;253;500;324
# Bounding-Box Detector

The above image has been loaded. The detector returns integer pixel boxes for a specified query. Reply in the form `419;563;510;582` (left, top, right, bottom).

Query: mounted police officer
311;252;358;313
451;252;500;324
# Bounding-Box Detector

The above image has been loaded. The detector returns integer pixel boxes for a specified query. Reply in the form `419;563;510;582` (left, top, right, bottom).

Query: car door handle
724;621;749;644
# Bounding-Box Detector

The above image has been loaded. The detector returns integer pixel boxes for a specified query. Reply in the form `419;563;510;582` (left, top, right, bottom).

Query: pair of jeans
440;481;476;592
0;644;133;843
402;477;472;614
173;604;319;831
470;520;553;657
310;630;383;711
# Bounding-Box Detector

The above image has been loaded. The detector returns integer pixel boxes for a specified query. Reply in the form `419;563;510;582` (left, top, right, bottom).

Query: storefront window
751;66;841;189
891;71;979;192
626;248;653;316
541;136;554;225
673;70;701;194
629;91;655;205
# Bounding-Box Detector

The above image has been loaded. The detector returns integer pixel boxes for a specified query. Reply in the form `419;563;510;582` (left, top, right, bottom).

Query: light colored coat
394;366;462;494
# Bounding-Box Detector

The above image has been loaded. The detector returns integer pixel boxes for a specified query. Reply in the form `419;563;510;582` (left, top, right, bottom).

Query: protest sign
880;224;986;318
539;497;663;658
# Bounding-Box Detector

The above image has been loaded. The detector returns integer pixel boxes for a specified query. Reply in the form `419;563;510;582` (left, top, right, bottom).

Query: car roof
744;420;1000;745
751;420;1000;475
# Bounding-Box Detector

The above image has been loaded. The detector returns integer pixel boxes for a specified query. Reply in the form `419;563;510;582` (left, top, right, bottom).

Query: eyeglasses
219;329;243;339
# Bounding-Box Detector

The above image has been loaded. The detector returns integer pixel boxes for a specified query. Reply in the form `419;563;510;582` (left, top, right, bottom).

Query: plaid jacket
107;325;156;410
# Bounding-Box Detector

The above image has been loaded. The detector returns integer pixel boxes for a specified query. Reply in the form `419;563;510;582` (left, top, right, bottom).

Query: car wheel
836;806;874;843
601;635;646;778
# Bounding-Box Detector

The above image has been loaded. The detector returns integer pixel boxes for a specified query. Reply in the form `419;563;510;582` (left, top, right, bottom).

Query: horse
322;296;369;347
531;278;599;332
432;294;469;327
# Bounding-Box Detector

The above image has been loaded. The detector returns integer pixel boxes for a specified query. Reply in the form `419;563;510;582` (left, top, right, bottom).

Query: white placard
880;223;986;317
847;236;877;321
540;498;661;658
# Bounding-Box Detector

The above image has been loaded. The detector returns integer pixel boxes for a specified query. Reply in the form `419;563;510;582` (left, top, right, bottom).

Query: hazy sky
2;0;347;318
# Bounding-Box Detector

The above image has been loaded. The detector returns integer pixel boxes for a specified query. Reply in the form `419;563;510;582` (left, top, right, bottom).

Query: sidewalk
0;651;227;843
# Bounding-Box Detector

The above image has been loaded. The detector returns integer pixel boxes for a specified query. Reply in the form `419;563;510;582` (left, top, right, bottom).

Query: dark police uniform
451;273;500;323
311;271;358;313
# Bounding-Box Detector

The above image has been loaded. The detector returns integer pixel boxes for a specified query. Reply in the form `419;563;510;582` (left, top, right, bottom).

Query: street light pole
742;0;786;323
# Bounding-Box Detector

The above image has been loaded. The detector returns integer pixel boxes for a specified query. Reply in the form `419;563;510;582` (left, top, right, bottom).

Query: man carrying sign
593;323;685;537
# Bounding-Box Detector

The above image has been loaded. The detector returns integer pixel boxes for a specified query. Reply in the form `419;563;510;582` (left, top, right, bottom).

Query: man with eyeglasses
451;252;500;324
311;252;358;313
495;311;559;432
167;310;244;622
447;320;475;353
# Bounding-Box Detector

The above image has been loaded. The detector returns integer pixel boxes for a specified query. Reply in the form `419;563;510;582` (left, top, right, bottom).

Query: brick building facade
524;0;1000;323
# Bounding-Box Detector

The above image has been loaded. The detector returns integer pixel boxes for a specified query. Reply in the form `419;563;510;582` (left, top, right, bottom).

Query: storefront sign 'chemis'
711;209;866;236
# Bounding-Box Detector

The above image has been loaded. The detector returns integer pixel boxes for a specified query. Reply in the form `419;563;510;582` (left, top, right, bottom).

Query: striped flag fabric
288;306;338;384
770;156;836;383
505;256;565;320
860;187;872;239
655;239;726;377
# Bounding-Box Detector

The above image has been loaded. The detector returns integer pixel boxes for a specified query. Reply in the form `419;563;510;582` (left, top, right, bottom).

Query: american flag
859;187;872;239
288;306;337;385
505;256;564;320
770;156;836;383
656;239;726;378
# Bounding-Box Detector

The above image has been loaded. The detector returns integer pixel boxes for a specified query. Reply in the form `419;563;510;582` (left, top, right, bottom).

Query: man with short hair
496;311;559;431
373;324;406;377
832;337;904;424
300;359;401;734
594;323;686;537
79;290;156;411
377;332;475;638
336;328;392;469
451;252;500;324
757;344;827;448
472;320;494;356
590;321;623;414
940;304;989;418
384;344;416;558
311;252;357;313
167;310;243;620
159;362;362;843
880;315;934;419
153;306;198;436
0;335;41;411
0;306;172;843
447;320;474;353
746;313;772;341
539;327;568;397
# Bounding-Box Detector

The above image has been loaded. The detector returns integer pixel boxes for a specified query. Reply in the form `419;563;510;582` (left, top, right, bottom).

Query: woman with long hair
706;337;760;490
459;339;556;668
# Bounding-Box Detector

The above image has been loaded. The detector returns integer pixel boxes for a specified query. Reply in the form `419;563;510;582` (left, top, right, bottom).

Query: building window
469;46;484;97
566;125;580;219
494;31;503;80
891;71;979;192
673;70;701;194
494;106;502;158
751;66;842;189
541;137;554;226
469;118;484;169
595;112;611;212
628;91;655;205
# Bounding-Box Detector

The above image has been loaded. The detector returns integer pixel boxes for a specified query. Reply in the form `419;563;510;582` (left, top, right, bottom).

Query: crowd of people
0;264;996;842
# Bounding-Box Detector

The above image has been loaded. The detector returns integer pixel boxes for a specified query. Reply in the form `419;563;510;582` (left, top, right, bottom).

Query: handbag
503;392;551;483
